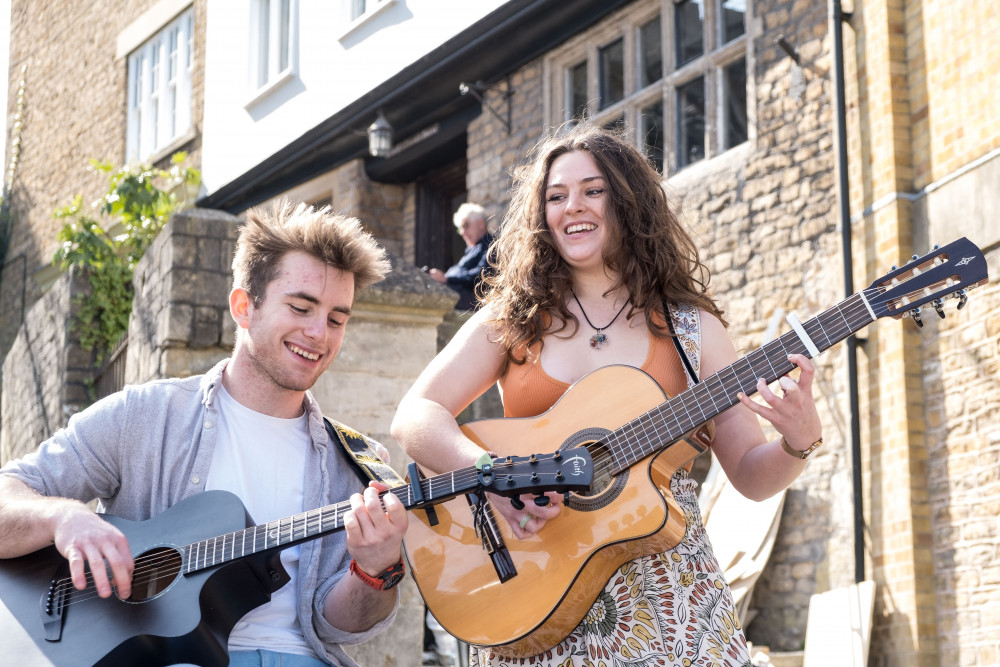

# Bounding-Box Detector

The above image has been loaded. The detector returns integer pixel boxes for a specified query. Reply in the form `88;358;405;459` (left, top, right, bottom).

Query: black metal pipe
831;0;865;583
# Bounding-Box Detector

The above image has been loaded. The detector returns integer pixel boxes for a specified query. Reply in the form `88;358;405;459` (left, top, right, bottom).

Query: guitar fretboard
181;468;477;574
607;291;875;472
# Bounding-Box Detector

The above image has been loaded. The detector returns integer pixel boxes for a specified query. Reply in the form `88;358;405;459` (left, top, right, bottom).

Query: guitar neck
608;291;874;472
181;469;480;574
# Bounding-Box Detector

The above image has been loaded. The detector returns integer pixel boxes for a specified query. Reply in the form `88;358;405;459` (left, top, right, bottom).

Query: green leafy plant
53;153;201;362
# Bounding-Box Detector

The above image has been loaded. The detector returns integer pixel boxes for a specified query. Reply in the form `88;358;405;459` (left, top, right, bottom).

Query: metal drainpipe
831;0;865;583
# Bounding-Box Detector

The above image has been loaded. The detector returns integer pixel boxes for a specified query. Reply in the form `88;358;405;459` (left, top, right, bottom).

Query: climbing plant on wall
52;153;201;362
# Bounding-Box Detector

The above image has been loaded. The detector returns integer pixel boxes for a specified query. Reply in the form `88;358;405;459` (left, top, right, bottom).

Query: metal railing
94;333;129;400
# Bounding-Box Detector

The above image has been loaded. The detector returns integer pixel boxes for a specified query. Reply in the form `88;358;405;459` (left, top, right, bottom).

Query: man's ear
230;287;253;329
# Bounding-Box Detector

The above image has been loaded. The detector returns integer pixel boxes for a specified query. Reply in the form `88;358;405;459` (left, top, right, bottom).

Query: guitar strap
664;300;700;385
323;417;406;489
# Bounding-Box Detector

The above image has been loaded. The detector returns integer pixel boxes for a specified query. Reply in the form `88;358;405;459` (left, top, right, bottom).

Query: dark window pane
640;100;664;174
570;61;588;119
598;38;624;109
603;114;625;133
721;0;746;43
675;0;704;67
677;77;705;168
639;16;662;88
723;59;748;148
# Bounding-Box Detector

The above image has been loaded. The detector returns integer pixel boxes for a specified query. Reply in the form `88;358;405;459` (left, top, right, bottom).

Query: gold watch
780;436;823;459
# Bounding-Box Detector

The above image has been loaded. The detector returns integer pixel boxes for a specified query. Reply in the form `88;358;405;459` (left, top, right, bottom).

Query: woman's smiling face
544;150;609;273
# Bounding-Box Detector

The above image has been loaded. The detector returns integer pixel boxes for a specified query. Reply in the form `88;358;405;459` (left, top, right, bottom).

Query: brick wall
1;0;206;357
846;0;1000;665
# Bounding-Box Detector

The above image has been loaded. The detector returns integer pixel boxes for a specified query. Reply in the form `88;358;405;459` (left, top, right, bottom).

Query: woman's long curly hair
481;123;725;370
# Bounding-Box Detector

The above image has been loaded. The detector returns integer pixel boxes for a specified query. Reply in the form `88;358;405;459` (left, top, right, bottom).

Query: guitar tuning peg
911;254;919;262
532;494;551;507
933;244;940;250
957;289;968;310
933;298;945;319
510;497;525;510
891;265;898;271
911;307;923;328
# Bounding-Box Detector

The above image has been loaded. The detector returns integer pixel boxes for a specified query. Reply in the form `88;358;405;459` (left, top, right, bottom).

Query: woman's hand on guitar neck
491;490;564;539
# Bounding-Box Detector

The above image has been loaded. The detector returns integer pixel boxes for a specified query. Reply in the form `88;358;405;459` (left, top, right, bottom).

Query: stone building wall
845;1;1000;664
0;0;206;358
126;207;238;384
0;269;96;464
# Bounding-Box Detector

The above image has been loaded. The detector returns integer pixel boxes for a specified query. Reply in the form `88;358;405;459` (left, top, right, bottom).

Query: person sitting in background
427;203;495;311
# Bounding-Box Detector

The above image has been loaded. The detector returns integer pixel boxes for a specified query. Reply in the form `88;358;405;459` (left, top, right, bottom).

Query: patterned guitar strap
323;418;406;489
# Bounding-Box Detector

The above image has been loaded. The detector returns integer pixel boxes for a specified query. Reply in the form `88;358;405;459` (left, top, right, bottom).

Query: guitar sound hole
562;437;628;512
125;547;182;602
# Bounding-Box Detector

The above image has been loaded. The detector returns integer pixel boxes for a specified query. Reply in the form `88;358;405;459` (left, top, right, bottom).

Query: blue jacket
444;232;495;310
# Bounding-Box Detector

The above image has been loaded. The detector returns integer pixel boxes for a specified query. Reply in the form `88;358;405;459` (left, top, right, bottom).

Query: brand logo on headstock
564;455;590;477
956;256;975;267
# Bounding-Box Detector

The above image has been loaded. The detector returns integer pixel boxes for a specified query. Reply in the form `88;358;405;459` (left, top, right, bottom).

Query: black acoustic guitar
0;450;594;666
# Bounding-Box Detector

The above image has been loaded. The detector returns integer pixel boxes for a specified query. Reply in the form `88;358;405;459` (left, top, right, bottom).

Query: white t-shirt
206;383;318;659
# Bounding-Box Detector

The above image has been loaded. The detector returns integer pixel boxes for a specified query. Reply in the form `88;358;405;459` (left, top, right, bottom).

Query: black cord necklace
571;290;629;350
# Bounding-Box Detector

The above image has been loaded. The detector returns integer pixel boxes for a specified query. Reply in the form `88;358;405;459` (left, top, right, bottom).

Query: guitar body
0;490;285;667
405;365;708;658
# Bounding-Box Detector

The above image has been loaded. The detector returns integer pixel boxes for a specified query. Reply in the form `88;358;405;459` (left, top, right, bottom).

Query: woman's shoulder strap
664;301;701;387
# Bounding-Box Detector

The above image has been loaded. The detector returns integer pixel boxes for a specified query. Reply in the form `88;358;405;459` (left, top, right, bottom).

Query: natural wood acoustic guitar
404;237;988;659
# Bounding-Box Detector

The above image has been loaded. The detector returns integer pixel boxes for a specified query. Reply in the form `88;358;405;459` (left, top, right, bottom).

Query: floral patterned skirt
469;474;750;667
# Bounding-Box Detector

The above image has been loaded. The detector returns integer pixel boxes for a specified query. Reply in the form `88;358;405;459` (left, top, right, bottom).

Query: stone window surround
121;4;195;164
543;0;755;176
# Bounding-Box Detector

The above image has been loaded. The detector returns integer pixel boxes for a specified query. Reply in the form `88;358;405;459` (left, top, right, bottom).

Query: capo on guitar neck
407;462;439;526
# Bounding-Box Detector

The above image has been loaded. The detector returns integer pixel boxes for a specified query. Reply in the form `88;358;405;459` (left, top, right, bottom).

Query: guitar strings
45;465;528;609
602;287;885;468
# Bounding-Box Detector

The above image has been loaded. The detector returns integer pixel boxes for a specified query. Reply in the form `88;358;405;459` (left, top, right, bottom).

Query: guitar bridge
40;568;68;641
466;491;517;583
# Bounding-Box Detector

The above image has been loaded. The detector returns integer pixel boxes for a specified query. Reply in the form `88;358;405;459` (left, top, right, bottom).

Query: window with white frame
549;0;748;175
126;8;194;163
350;0;392;21
250;0;296;94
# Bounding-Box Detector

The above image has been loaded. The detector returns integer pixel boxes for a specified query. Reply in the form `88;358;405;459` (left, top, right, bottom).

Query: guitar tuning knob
956;289;968;310
533;494;551;507
933;298;945;319
911;307;923;328
510;497;525;510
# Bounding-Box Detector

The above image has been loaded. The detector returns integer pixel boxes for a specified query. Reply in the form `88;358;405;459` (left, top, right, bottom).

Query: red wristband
349;558;405;591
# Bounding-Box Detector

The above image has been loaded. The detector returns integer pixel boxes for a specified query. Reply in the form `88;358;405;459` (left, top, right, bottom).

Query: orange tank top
498;320;689;419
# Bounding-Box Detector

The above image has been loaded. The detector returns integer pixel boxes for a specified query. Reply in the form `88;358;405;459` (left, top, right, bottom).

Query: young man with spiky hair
0;200;407;666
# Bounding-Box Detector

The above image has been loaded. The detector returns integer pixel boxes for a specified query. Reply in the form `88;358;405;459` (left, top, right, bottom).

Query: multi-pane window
550;0;749;175
126;8;194;163
251;0;294;93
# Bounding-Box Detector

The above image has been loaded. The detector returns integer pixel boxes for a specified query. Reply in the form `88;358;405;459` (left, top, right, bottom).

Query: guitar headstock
865;237;989;325
479;450;594;497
